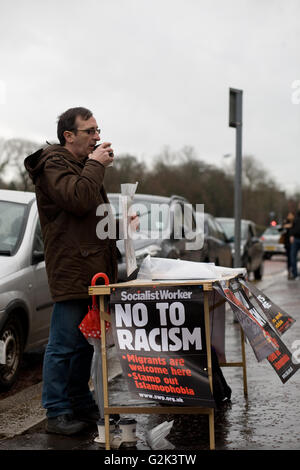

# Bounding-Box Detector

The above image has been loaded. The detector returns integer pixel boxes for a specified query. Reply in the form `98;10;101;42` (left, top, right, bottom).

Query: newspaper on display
120;182;138;277
214;277;299;384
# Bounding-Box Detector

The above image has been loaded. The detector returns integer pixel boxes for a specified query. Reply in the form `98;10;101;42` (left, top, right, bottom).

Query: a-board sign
110;285;215;407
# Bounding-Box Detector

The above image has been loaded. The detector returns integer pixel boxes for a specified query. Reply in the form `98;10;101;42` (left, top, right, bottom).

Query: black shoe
46;414;88;435
73;406;100;424
74;406;120;424
110;414;120;424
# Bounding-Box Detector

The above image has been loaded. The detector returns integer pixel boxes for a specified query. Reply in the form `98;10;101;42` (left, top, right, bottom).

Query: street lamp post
229;88;243;268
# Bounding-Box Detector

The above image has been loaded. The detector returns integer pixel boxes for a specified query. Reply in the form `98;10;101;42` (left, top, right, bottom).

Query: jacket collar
44;144;88;166
62;146;89;165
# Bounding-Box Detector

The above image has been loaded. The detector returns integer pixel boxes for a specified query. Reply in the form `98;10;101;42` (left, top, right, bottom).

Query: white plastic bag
214;265;247;277
137;256;246;281
146;420;175;450
137;255;218;280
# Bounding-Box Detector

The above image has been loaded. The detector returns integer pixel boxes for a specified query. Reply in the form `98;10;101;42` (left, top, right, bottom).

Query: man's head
57;107;100;159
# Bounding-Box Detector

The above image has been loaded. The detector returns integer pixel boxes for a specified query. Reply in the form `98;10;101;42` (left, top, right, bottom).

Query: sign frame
89;276;248;450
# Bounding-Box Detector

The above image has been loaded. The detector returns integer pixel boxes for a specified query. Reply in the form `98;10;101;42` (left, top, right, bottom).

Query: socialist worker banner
109;285;215;407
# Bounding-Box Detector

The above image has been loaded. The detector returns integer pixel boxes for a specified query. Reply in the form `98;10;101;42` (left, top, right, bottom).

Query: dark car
203;213;233;268
108;193;232;281
216;217;264;279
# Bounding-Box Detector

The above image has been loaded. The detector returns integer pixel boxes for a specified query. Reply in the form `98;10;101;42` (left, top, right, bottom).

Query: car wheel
0;314;24;391
254;262;264;280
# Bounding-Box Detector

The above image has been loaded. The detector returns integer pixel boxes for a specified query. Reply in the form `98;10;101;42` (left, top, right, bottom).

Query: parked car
203;213;233;268
108;194;233;281
0;189;52;391
260;225;286;259
216;217;264;279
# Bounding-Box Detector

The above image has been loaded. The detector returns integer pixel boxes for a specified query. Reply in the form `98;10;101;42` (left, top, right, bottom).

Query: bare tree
243;155;270;190
104;153;147;192
2;137;297;229
0;138;9;182
0;138;41;191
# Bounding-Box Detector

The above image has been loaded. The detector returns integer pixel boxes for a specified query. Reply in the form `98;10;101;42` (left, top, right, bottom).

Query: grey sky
0;0;299;193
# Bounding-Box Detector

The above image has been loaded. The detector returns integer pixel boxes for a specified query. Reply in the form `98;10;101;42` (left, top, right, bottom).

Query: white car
217;217;264;279
260;225;286;259
0;189;52;391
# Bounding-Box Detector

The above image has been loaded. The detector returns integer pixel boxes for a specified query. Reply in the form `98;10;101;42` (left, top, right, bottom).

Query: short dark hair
57;107;93;145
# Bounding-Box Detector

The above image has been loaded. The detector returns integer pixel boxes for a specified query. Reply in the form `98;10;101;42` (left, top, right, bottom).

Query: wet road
1;255;299;451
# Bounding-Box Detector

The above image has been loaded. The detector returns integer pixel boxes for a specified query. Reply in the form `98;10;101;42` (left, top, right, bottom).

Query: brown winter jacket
24;144;118;302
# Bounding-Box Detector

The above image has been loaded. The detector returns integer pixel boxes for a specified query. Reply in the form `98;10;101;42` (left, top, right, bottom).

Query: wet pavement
1;266;300;455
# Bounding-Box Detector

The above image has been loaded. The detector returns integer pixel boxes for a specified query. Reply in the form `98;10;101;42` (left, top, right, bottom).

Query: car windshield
0;201;27;255
219;220;248;240
108;196;170;236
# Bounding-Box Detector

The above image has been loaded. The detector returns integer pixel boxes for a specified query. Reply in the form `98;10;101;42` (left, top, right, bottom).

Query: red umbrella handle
91;272;110;307
91;272;109;286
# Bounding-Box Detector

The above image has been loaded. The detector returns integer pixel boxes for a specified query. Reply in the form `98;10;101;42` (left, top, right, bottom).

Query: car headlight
135;244;162;260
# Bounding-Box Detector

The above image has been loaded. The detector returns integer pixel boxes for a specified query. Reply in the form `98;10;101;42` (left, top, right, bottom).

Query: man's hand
89;142;114;167
290;235;295;244
129;212;140;232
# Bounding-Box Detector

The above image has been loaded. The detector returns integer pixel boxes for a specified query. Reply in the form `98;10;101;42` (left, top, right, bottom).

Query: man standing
290;202;300;279
24;107;117;435
290;202;300;280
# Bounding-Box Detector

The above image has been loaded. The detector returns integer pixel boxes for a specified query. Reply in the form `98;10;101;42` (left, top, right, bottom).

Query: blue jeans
290;238;300;278
42;299;96;418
